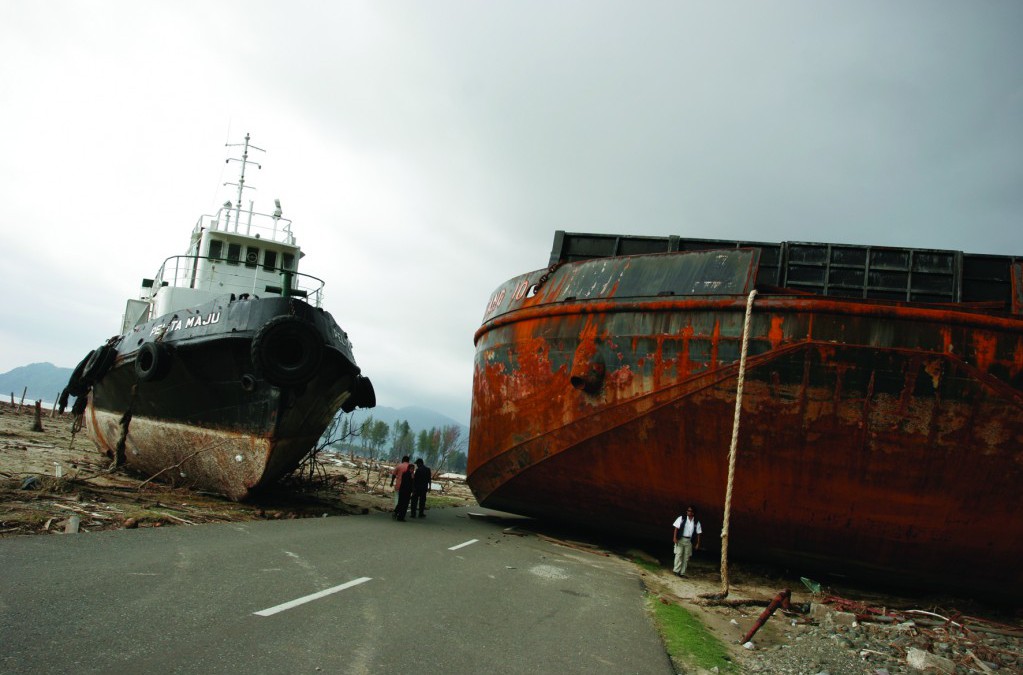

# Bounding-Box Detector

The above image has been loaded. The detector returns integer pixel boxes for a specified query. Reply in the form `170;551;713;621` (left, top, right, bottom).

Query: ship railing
150;255;326;308
193;206;297;246
550;231;1023;308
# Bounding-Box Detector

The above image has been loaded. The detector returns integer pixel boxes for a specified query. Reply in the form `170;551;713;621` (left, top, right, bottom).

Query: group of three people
390;455;433;521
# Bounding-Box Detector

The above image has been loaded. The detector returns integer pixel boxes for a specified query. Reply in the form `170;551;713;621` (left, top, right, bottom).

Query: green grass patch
646;594;739;673
630;556;663;574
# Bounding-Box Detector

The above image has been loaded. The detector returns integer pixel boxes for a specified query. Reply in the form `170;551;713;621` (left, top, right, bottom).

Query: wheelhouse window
245;246;260;268
282;253;295;271
263;250;278;272
226;243;241;265
208;239;224;261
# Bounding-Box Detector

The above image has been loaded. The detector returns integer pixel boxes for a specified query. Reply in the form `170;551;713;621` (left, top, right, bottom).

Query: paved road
1;505;672;674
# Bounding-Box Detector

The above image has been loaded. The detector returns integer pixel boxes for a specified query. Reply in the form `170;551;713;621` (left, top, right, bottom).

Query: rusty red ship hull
468;232;1023;598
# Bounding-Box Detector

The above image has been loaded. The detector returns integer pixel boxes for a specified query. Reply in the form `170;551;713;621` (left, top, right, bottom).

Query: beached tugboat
61;134;375;499
468;230;1023;598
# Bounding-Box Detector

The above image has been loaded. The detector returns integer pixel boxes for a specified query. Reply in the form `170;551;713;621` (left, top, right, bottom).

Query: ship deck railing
550;231;1022;310
151;254;326;308
195;207;298;246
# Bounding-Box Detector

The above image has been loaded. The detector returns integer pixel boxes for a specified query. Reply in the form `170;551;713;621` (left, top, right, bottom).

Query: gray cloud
1;1;1020;424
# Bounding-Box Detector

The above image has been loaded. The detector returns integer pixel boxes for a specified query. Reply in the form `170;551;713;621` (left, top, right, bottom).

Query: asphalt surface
0;505;673;674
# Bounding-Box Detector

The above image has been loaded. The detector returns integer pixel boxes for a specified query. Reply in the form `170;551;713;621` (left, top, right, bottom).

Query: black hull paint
80;294;372;499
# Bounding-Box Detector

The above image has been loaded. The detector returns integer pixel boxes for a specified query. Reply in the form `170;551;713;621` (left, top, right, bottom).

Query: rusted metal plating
468;248;1023;599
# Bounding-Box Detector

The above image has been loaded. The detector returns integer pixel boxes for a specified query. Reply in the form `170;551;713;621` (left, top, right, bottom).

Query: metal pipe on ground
742;589;792;644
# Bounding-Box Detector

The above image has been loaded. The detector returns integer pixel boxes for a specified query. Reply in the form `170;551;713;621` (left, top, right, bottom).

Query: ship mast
224;133;265;232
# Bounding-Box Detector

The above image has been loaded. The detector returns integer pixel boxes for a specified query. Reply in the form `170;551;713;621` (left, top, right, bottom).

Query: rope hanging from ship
718;289;758;598
117;320;180;465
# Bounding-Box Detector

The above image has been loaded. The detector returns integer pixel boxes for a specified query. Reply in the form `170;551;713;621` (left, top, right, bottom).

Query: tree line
322;412;468;474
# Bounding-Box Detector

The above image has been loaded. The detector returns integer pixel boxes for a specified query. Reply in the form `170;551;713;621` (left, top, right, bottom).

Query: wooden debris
31;401;43;432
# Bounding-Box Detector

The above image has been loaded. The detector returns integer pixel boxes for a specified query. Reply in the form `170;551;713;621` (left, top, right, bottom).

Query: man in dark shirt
410;458;432;518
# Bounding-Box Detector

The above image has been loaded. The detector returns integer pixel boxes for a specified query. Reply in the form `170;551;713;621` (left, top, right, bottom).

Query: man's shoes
674;572;684;577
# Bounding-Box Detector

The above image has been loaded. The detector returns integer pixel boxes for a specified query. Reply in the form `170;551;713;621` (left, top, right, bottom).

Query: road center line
448;539;479;551
253;577;372;617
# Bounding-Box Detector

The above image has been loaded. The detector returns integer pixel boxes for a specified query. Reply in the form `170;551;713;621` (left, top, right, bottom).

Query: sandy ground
3;400;1021;673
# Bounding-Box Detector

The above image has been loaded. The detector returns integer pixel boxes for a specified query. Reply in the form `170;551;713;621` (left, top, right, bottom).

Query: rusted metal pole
741;588;792;644
720;289;757;596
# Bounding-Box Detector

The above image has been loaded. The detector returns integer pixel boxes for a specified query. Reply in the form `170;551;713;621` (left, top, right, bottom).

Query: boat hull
468;250;1023;598
80;294;373;499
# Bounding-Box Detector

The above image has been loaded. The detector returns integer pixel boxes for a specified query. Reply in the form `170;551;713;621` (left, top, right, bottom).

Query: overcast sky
1;1;1020;425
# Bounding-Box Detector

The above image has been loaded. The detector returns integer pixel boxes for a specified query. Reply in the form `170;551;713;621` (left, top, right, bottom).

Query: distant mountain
0;363;73;405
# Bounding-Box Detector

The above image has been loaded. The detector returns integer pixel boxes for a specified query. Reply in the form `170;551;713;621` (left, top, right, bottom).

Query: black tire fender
64;350;95;398
354;375;376;408
81;345;117;385
135;342;172;382
251;316;324;387
341;376;376;412
60;350;94;411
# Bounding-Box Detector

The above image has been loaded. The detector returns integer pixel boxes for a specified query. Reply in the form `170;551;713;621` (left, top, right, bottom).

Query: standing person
410;458;432;518
395;461;415;521
390;455;411;511
672;505;702;577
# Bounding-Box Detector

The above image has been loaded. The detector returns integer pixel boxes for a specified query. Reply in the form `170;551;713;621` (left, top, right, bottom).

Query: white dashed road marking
448;539;479;551
253;577;372;617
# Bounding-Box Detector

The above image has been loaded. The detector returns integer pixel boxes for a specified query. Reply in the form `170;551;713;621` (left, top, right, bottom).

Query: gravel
739;606;1022;675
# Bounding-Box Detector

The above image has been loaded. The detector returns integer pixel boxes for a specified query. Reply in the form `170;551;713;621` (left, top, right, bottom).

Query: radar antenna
224;133;265;228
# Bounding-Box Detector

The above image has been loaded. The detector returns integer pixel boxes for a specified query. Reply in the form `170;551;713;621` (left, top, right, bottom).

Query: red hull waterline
467;233;1023;600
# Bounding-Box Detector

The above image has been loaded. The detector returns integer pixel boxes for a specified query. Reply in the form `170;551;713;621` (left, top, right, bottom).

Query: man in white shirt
672;505;702;577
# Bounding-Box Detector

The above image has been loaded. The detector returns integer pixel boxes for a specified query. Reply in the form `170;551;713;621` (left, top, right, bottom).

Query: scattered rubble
637;553;1021;674
0;400;475;536
737;598;1023;674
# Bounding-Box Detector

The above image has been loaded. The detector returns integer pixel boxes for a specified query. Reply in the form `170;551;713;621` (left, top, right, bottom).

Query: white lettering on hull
150;311;221;336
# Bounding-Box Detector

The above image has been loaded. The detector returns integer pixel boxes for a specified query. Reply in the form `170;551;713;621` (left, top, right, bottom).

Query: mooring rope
719;289;758;596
